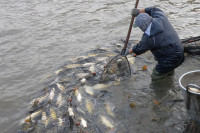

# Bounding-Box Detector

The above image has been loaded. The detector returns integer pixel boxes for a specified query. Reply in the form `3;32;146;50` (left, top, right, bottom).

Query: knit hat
133;13;153;32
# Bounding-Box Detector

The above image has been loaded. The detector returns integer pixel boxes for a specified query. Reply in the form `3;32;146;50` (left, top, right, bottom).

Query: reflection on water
0;0;200;132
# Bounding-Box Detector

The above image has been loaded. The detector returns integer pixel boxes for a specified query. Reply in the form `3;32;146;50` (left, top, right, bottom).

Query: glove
131;8;139;17
121;48;130;56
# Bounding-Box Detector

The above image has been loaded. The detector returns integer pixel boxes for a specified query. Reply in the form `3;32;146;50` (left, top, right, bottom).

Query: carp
100;115;114;129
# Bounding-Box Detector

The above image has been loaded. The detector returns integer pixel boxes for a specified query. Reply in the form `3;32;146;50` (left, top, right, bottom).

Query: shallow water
0;0;200;132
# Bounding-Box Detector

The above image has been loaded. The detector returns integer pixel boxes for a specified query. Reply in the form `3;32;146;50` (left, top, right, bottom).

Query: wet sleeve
132;34;155;55
145;7;166;18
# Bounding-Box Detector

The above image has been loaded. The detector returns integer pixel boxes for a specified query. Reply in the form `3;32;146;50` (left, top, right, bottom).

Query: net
100;54;131;83
181;36;200;55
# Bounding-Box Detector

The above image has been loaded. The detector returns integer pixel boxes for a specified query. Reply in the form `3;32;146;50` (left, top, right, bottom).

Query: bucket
179;70;200;122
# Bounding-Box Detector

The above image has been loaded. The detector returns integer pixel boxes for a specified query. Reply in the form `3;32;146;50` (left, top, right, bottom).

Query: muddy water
0;0;200;132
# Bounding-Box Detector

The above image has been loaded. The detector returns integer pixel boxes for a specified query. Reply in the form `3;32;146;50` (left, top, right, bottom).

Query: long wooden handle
122;0;139;54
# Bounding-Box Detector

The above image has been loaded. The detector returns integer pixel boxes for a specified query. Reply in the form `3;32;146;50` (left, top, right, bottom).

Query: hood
150;18;164;36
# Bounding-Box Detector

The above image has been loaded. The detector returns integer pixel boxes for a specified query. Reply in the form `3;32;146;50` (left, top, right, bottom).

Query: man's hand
121;48;130;56
131;8;139;17
121;48;137;57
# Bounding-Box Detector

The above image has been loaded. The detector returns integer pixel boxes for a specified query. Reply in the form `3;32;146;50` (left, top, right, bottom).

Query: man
125;7;184;82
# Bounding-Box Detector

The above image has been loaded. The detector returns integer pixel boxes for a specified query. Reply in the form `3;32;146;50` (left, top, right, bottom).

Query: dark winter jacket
132;7;184;73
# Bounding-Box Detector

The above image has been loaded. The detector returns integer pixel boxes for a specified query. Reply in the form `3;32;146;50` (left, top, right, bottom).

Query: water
0;0;200;132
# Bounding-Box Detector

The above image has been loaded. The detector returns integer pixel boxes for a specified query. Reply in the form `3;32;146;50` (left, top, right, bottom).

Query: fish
50;108;57;120
74;90;82;102
117;58;123;64
86;99;93;114
189;87;200;93
73;56;86;60
113;81;121;86
81;78;86;84
30;109;42;120
84;86;94;95
87;53;98;57
49;88;55;101
109;69;115;74
76;73;89;78
82;62;95;67
77;107;85;115
37;94;49;104
25;109;42;122
18;121;33;132
40;74;53;83
105;103;115;117
77;92;82;102
89;65;95;73
93;84;110;90
80;117;87;128
29;98;39;107
97;57;107;62
100;115;114;129
127;56;135;65
68;107;74;117
29;94;48;107
56;93;62;106
114;43;123;47
58;117;64;127
23;116;31;123
55;68;63;74
74;89;78;95
58;99;65;108
56;83;65;92
105;54;115;57
45;117;51;128
65;64;82;69
41;112;48;124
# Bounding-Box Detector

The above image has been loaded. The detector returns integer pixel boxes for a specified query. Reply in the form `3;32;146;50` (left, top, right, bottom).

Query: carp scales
56;83;65;92
127;55;135;65
64;62;96;70
89;65;95;73
41;112;48;124
81;78;86;84
82;62;95;67
80;117;87;128
105;54;116;57
50;108;57;120
96;57;108;62
29;94;49;107
65;64;82;69
189;87;200;93
76;73;89;78
49;88;55;101
45;117;51;128
58;117;64;127
87;53;99;57
93;84;111;90
84;85;94;96
85;99;93;114
100;115;114;129
24;109;42;122
77;93;82;102
68;107;74;117
74;90;82;102
105;103;115;117
55;68;63;74
56;93;62;106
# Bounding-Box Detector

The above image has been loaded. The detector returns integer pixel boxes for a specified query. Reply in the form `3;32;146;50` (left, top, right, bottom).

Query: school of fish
18;44;136;133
